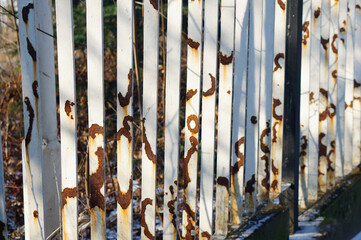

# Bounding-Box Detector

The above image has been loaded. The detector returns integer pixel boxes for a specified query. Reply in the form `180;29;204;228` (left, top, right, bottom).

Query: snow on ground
290;217;324;240
351;231;361;240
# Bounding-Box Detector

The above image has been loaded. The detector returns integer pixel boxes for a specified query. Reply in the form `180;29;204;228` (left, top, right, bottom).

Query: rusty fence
0;0;360;239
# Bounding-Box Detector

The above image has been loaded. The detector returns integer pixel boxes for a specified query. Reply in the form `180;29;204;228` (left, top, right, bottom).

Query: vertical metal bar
163;0;182;239
55;0;78;238
33;1;61;235
344;0;356;172
308;0;321;203
335;0;347;178
283;0;303;233
318;0;330;194
230;0;249;225
214;0;235;236
116;0;134;239
86;0;105;238
244;0;263;215
199;0;218;237
299;0;311;209
326;0;339;189
0;127;8;239
182;0;203;238
141;0;159;239
269;0;287;199
18;0;46;238
354;0;361;168
257;0;275;204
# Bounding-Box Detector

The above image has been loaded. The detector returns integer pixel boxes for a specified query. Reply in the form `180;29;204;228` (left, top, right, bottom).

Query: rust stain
331;34;338;54
24;97;34;147
169;185;174;195
309;92;315;102
33;210;38;219
217;176;229;192
319;133;327;158
184;136;198;189
22;3;34;24
203;73;216;97
302;21;310;45
245;174;256;194
345;100;353;109
201;231;211;240
271;179;279;191
61;187;77;209
89;124;104;139
273;53;285;72
251;116;257;124
149;0;158;11
314;7;321;19
32;81;38;98
271;159;279;176
300;164;306;174
118;68;133;107
320;88;328;98
272;122;279;143
219;51;234;65
26;38;36;62
183;199;196;240
227;90;231;95
141;198;155;240
277;0;286;11
321;37;329;50
89;147;105;211
272;98;283;121
186;89;198;101
327;140;335;172
187;114;199;134
357;4;361;10
332;70;337;80
260;122;271;190
117;116;133;143
300;135;308;157
354;79;361;89
115;178;132;210
232;137;245;175
65;100;75;120
167;197;177;229
142;119;156;164
340;26;346;33
187;38;200;50
328;103;336;118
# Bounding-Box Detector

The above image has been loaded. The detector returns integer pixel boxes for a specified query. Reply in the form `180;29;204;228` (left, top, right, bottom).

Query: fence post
282;0;303;234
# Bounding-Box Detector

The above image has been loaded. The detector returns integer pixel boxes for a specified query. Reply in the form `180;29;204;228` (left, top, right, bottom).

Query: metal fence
0;0;359;239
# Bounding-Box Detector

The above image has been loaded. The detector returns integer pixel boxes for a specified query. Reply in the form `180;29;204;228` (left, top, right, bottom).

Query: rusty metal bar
326;0;339;190
86;0;105;238
257;0;275;204
244;0;263;215
116;0;134;239
318;0;330;194
0;127;8;239
231;0;249;225
163;0;182;239
198;0;218;238
214;0;235;236
181;0;203;239
18;0;46;238
344;0;356;173
354;0;361;168
55;0;78;238
141;0;159;239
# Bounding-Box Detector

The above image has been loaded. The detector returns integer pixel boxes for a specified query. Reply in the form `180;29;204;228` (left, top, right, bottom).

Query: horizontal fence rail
0;0;359;239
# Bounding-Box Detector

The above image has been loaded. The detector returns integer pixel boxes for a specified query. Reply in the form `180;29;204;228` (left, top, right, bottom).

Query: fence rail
0;0;360;239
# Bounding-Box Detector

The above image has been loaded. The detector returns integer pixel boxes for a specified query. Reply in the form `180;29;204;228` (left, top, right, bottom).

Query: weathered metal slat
269;0;287;199
141;0;159;239
199;0;218;238
344;0;356;172
19;0;46;238
230;0;249;225
0;127;8;239
326;0;339;189
55;0;78;238
116;0;134;239
257;0;275;203
318;0;330;194
244;0;263;214
86;0;106;238
353;0;361;168
214;0;235;236
299;0;312;208
163;0;182;239
181;0;203;239
335;0;347;178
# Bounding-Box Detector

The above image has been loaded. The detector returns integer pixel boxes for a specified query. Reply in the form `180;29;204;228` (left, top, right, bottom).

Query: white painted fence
0;0;358;239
